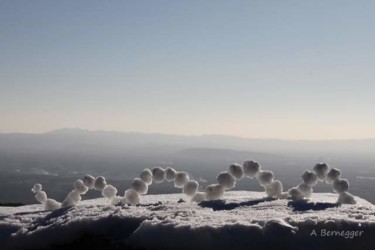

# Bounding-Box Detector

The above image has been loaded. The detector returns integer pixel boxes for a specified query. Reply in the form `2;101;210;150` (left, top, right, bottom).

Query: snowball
337;191;356;204
183;180;199;196
31;183;42;193
265;180;283;198
120;197;128;204
191;192;206;202
228;163;244;180
131;178;148;195
243;160;261;178
297;183;313;198
205;184;225;200
217;171;236;190
140;169;153;185
288;187;305;201
67;190;81;204
332;179;349;193
174;172;190;188
152;167;165;183
256;170;274;186
165;167;177;182
277;192;289;199
61;190;81;208
94;176;107;191
110;196;122;205
326;168;341;184
125;189;140;204
35;191;47;203
74;179;89;194
301;170;318;187
61;198;75;208
313;163;329;181
83;174;95;189
102;184;118;199
44;198;61;210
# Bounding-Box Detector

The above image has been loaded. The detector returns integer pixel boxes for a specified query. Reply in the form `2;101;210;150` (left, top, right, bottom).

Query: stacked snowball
32;161;357;210
205;161;285;201
31;183;61;211
123;167;200;204
288;163;356;204
32;174;121;210
245;161;286;199
61;175;104;208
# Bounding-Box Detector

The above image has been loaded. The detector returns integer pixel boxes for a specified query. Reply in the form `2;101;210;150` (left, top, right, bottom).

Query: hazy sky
1;0;374;139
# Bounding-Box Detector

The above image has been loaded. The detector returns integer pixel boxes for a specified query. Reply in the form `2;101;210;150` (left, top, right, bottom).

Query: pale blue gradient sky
1;0;374;139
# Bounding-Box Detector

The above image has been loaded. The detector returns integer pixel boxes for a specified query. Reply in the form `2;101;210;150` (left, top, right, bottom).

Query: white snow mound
1;191;374;250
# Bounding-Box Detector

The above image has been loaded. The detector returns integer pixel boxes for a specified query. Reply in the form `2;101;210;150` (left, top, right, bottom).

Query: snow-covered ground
1;191;374;250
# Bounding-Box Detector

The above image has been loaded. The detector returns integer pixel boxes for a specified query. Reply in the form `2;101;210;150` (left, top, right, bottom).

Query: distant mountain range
1;128;374;156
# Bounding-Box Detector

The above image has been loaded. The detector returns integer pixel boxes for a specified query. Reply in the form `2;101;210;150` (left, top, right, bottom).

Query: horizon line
0;127;374;142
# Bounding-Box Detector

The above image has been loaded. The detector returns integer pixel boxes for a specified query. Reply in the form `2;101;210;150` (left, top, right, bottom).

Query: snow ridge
1;191;374;250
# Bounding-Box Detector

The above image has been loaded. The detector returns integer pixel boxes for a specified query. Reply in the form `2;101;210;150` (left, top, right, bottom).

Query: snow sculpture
288;163;356;204
122;168;198;204
31;183;61;210
32;161;356;211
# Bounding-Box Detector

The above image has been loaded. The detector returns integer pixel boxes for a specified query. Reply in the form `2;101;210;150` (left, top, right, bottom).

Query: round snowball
131;178;148;195
205;184;225;200
165;167;177;182
110;196;122;205
229;163;244;180
302;170;318;187
140;169;153;185
120;197;128;204
125;189;140;204
102;184;118;199
152;167;165;183
94;176;107;191
44;199;61;211
61;197;75;208
313;163;329;181
67;190;81;204
332;179;349;193
74;179;89;194
35;191;47;203
174;172;190;188
257;170;274;186
83;174;95;189
183;180;199;196
31;183;42;193
288;187;305;201
265;180;283;198
61;190;81;208
191;192;206;202
243;160;261;178
326;168;341;184
337;191;356;204
217;171;236;190
297;183;313;198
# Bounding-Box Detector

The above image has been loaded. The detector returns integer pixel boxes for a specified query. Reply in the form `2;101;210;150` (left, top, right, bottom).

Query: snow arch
288;163;356;204
31;161;356;211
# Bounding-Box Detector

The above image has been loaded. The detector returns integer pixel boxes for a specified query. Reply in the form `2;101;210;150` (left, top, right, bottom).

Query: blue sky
1;0;374;139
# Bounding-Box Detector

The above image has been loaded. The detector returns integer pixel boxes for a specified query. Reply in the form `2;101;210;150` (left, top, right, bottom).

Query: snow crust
1;191;374;250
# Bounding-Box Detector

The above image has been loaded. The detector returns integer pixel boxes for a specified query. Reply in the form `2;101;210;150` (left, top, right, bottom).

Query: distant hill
176;148;284;162
1;128;374;156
